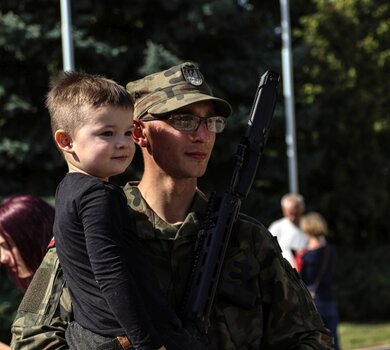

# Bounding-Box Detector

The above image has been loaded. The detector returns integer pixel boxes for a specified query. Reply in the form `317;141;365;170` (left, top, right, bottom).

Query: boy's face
66;105;135;181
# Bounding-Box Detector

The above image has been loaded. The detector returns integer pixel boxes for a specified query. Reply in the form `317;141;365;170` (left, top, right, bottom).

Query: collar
123;182;208;241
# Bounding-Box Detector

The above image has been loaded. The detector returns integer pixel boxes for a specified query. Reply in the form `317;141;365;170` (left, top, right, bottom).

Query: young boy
46;71;208;350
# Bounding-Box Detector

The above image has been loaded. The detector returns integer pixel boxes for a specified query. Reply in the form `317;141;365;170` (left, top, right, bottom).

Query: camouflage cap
126;62;232;119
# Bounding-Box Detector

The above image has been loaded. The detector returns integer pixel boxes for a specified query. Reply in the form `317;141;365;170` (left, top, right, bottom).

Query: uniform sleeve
11;247;71;350
252;223;334;349
79;185;162;349
209;216;334;350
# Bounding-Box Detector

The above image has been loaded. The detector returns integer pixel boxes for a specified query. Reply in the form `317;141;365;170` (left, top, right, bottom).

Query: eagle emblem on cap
181;64;203;86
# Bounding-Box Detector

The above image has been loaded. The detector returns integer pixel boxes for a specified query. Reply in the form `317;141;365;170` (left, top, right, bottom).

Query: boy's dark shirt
54;172;174;348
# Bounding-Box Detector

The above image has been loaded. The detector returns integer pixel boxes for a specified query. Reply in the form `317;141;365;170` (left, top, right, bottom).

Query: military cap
126;62;232;119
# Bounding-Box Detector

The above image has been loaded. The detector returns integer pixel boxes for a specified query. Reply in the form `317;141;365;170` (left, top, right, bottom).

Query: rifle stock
182;70;280;335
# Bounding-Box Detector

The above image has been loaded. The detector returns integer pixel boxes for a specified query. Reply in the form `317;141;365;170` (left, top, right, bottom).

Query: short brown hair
300;212;328;237
46;71;133;136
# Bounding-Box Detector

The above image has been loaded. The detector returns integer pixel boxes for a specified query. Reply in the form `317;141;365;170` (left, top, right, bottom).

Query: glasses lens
207;116;226;133
170;115;198;131
169;114;227;133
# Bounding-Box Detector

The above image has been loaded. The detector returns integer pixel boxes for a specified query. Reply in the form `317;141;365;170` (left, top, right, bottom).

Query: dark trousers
314;299;341;350
66;322;130;350
66;321;211;350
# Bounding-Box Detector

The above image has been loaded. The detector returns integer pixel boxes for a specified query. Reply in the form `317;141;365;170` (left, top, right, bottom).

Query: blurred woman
0;194;54;349
0;194;54;291
295;211;340;350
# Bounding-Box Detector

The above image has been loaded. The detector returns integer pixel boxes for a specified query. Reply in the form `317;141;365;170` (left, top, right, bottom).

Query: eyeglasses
141;114;227;133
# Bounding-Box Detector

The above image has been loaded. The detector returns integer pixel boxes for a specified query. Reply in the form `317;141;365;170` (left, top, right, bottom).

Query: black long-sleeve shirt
54;172;176;349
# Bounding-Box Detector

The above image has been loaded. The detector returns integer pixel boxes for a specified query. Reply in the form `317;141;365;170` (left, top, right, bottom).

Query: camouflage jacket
11;184;333;349
11;246;71;349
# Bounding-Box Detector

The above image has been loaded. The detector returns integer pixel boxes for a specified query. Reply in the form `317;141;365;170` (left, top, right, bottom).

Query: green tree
295;0;390;246
0;0;284;205
2;0;389;243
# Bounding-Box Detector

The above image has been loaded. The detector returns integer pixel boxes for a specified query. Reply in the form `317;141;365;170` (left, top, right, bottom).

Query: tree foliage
0;0;282;197
295;0;390;246
0;0;389;244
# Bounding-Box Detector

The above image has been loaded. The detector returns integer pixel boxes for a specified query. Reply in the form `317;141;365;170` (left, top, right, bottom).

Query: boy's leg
66;321;132;350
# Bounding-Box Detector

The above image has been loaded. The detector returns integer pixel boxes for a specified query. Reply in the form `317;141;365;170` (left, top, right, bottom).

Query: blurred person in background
0;194;54;350
295;211;340;350
268;193;307;267
0;194;54;291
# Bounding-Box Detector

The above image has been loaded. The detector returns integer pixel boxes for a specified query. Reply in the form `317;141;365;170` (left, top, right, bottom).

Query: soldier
11;62;334;349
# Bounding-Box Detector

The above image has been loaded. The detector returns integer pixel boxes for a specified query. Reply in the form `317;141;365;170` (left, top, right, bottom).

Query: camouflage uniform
11;246;71;350
11;184;333;349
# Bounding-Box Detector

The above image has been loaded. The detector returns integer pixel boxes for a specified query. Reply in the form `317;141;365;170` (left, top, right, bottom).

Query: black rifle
181;70;280;335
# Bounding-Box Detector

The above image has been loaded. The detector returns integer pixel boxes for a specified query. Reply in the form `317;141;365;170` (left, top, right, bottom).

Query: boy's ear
132;119;148;147
54;130;73;153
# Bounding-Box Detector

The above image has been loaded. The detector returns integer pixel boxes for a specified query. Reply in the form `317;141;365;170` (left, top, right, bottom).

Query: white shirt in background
269;217;307;267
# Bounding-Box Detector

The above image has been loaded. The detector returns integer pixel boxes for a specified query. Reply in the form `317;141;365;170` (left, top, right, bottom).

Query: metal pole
60;0;75;71
279;0;299;193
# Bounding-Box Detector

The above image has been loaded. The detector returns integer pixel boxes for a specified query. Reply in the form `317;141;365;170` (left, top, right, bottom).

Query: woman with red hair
0;194;54;291
0;194;54;349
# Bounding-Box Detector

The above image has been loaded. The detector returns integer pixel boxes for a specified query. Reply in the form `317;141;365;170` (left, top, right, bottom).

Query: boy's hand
0;342;10;350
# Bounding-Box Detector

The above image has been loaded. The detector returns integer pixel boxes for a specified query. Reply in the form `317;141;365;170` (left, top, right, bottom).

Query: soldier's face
136;101;217;180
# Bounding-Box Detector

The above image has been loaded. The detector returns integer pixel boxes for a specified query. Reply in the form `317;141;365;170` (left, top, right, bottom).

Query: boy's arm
11;246;72;350
80;184;163;348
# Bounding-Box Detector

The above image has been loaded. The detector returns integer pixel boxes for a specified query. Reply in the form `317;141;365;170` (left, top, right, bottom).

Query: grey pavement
354;345;390;350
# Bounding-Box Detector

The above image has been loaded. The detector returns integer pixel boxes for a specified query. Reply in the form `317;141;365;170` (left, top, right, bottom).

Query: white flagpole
280;0;299;193
60;0;75;71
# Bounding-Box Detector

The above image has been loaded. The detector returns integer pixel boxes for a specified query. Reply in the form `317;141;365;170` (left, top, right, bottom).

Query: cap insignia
182;65;203;86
